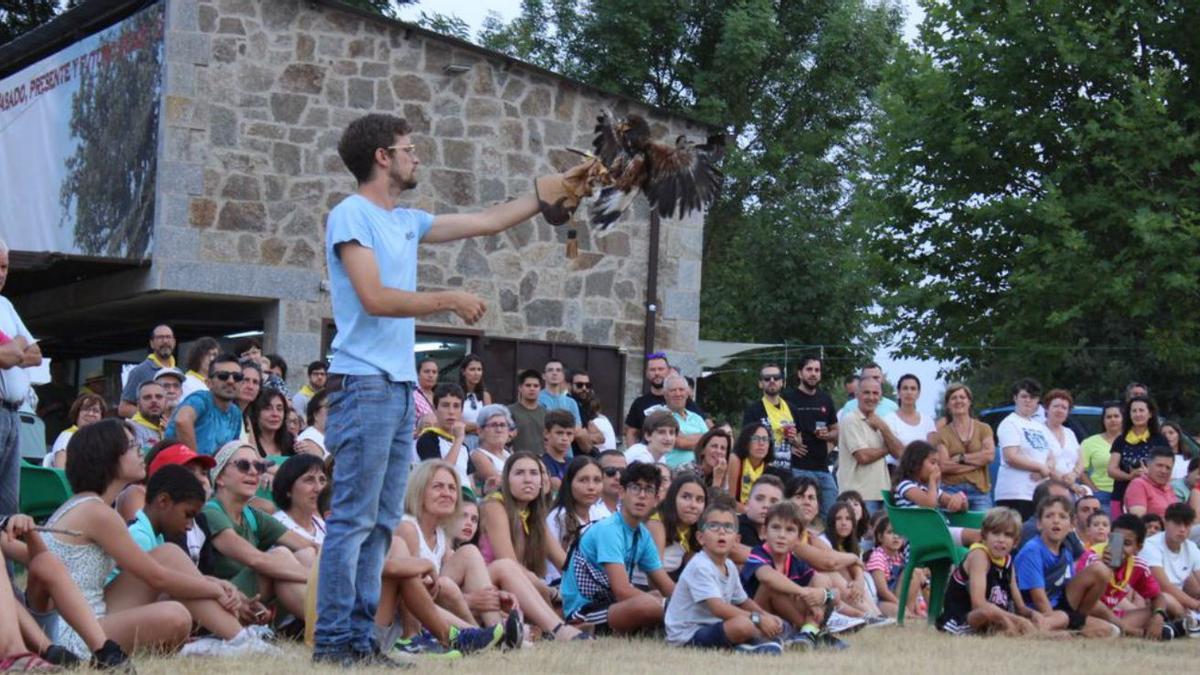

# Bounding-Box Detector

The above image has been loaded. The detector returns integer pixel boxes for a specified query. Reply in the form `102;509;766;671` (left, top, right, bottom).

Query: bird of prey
586;112;725;229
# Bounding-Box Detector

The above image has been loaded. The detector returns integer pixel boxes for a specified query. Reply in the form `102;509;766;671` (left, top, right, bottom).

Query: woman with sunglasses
202;441;317;622
42;420;263;661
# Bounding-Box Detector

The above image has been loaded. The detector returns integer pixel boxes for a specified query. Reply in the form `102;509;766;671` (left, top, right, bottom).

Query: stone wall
157;0;706;402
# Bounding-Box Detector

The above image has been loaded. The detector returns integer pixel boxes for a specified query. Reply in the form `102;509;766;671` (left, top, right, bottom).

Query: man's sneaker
863;614;896;628
734;641;783;656
1185;610;1200;638
783;629;818;651
179;630;281;658
1161;621;1184;640
502;609;525;650
245;625;276;642
825;612;867;634
448;624;504;654
817;632;850;651
351;649;415;670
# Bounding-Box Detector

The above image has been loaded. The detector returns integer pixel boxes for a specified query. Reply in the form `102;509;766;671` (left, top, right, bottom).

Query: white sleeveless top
401;514;446;574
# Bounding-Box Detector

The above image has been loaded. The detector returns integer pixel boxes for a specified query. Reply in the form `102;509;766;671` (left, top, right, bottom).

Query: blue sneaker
448;624;504;654
394;631;459;659
734;641;783;656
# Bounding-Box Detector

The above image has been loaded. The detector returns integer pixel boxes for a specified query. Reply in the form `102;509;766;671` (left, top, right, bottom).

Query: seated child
741;502;845;650
1083;511;1111;550
665;501;785;655
865;517;925;617
736;475;785;550
1141;513;1164;538
561;462;675;634
1139;503;1200;621
893;441;979;546
936;507;1042;636
1015;495;1117;637
1076;514;1182;639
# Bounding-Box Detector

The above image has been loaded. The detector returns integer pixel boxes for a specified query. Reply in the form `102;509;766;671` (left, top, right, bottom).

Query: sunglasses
573;381;592;389
231;459;270;475
760;374;783;382
602;467;622;477
212;371;244;382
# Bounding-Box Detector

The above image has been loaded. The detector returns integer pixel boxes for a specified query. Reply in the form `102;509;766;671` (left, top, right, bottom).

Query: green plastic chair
20;460;74;522
881;490;966;626
947;509;986;529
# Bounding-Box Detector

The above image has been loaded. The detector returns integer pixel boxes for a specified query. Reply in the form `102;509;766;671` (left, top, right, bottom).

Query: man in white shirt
1141;503;1200;619
0;238;43;516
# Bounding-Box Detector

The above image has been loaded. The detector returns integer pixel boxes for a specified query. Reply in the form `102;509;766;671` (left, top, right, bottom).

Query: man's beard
803;377;819;389
650;377;664;388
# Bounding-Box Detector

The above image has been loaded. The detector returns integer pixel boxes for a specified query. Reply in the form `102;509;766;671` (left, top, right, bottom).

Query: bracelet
1153;608;1168;619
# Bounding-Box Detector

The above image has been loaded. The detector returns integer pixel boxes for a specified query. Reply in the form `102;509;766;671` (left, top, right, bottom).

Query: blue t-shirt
164;390;243;457
106;510;164;584
326;195;434;382
538;389;582;426
1015;535;1073;608
562;513;662;617
542;453;569;482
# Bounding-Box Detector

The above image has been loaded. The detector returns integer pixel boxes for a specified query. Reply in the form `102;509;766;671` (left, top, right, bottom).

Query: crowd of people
3;113;1200;670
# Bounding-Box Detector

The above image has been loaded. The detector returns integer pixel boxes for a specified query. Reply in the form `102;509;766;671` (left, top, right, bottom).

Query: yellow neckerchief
739;457;765;504
131;413;160;432
426;427;455;442
677;526;693;554
968;542;1009;568
299;384;316;398
761;395;794;445
147;354;176;369
1089;542;1135;593
1125;428;1150;444
64;424;79;435
487;492;530;535
186;370;205;383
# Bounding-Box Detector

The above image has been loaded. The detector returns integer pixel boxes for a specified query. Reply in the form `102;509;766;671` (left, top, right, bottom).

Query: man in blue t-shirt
561;462;675;634
1015;495;1115;636
165;354;245;456
314;113;594;666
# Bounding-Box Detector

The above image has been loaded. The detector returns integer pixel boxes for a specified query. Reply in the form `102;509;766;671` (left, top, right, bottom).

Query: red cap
148;443;217;478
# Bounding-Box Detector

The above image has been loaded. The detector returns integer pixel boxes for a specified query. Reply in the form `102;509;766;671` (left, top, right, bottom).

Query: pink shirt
1123;476;1178;517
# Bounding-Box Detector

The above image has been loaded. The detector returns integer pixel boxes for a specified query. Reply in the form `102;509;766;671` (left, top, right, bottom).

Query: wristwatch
749;612;762;627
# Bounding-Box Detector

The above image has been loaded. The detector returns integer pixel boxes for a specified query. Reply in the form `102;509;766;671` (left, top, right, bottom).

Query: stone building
0;0;710;422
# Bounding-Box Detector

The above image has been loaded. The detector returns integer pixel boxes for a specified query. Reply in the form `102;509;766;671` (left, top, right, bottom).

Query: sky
400;1;943;415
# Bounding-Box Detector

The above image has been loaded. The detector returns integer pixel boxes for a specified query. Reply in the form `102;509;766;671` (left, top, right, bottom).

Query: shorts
568;600;613;633
682;622;733;649
1055;596;1087;631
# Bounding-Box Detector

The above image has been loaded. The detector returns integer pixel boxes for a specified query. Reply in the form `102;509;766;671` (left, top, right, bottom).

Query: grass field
123;623;1195;675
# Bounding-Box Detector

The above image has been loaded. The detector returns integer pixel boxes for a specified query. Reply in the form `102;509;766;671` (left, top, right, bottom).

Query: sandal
0;653;62;672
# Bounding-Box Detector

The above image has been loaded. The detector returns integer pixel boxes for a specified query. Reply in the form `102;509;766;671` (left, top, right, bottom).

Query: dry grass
119;623;1194;675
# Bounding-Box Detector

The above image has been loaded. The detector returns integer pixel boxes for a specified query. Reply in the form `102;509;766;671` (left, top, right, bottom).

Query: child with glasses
665;501;785;654
561;462;675;634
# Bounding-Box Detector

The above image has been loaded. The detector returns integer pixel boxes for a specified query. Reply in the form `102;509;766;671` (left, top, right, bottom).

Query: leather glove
534;160;600;226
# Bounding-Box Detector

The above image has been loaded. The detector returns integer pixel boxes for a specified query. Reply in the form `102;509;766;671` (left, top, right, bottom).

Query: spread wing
643;134;725;220
592;112;632;169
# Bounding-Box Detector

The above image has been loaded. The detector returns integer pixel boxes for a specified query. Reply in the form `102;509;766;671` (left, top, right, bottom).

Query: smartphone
1107;532;1125;569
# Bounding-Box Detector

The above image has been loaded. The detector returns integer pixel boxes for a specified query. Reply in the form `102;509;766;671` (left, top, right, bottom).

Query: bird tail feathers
589;185;640;229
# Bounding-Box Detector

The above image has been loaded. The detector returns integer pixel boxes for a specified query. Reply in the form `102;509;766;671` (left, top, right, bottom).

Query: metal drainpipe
642;212;660;394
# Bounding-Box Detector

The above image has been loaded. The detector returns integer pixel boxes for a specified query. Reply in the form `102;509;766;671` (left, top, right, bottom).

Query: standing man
836;377;903;514
623;352;702;448
314;113;587;665
508;369;548;455
785;356;840;517
292;359;328;421
118;324;176;418
742;363;800;464
837;362;898;420
569;369;607;454
0;237;42;517
538;358;593;453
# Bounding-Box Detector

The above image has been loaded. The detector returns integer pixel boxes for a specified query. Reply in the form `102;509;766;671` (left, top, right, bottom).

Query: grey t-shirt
665;550;747;644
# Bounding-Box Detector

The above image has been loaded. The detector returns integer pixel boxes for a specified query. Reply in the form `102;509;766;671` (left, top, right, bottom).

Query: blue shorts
684;622;732;649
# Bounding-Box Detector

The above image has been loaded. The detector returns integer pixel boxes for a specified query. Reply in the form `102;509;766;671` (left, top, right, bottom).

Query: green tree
338;0;415;18
59;5;163;258
1;0;76;46
861;1;1200;420
479;0;902;422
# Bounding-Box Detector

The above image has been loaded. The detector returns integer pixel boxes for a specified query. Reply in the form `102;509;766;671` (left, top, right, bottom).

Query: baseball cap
154;367;186;382
148;443;216;477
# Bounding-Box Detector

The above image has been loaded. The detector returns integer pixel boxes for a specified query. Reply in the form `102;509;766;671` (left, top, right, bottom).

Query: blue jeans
943;483;993;511
791;468;839;521
314;376;414;655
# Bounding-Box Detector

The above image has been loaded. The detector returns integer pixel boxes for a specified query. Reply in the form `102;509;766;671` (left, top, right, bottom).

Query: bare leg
99;602;192;654
441;546;501;625
489;559;580;639
16;604;51;653
106;545;243;640
263;547;308;617
753;586;813;627
605;594;663;634
1066;564;1112;617
0;551;31;654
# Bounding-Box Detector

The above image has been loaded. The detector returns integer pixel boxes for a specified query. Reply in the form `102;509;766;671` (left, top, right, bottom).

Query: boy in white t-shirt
1140;503;1200;624
665;502;785;654
994;379;1052;520
624;410;678;466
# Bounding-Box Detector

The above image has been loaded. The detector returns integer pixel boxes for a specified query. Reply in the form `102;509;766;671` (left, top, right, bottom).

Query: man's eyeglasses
760;374;783;382
624;482;656;496
602;467;622;477
213;371;244;382
386;144;417;156
701;522;737;534
231;459;270;475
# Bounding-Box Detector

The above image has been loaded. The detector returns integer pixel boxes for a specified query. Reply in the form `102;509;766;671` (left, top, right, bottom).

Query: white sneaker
1185;610;1200;638
179;629;282;657
825;612;867;634
863;614;896;628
